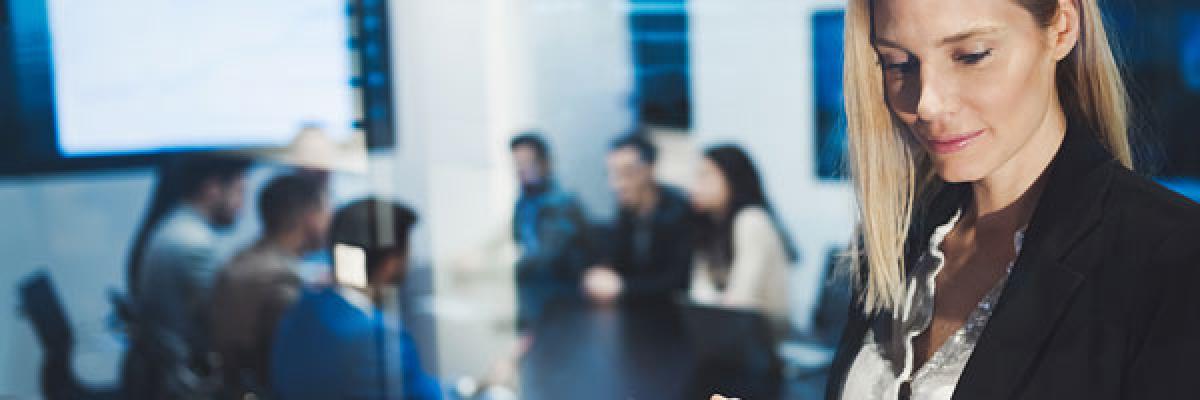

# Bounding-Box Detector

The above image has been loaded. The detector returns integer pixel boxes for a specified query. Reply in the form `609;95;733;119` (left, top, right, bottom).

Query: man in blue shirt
270;198;441;400
509;132;594;332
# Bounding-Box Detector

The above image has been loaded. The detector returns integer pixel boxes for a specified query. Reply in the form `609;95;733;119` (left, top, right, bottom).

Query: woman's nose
915;77;955;123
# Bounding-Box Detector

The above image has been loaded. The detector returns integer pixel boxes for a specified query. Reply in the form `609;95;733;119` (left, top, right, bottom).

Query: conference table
519;299;781;400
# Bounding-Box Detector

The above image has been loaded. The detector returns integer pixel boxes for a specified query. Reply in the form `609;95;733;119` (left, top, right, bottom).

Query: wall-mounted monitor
0;0;393;174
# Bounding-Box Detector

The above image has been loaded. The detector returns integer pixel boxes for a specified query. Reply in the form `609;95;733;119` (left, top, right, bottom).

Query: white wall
689;0;854;334
518;0;634;220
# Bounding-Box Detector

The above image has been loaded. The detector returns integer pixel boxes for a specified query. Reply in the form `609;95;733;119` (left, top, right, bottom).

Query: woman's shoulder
1103;164;1200;235
1094;166;1200;343
732;206;790;249
732;206;774;230
1095;165;1200;293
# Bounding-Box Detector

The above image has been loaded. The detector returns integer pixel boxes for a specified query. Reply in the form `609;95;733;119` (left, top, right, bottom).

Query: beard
208;204;239;229
521;179;548;195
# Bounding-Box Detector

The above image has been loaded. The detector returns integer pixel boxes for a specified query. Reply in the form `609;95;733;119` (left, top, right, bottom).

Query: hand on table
582;265;623;305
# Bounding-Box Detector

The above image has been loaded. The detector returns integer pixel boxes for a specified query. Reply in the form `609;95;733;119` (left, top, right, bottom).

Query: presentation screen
45;0;357;156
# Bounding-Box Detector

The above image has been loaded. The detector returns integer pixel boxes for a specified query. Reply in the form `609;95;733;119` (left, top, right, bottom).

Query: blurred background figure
583;133;695;305
459;132;600;397
508;132;594;333
123;154;252;398
688;144;798;334
208;173;331;399
270;198;440;400
684;144;800;400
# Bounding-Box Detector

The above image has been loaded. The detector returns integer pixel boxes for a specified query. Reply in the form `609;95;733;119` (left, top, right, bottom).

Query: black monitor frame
0;0;395;176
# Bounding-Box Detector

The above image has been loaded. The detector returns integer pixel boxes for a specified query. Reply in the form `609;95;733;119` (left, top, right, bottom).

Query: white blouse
841;209;1026;400
689;206;791;332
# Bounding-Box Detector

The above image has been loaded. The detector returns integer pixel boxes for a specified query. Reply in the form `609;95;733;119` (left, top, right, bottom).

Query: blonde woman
823;0;1200;399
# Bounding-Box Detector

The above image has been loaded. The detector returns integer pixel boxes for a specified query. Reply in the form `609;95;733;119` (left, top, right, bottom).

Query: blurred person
208;174;331;397
584;133;695;304
124;153;251;397
444;133;597;394
684;144;796;400
821;0;1200;399
688;144;798;334
475;133;596;393
508;132;593;332
270;198;441;400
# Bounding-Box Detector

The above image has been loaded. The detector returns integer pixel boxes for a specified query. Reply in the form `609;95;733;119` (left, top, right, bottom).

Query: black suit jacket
826;127;1200;400
609;184;695;300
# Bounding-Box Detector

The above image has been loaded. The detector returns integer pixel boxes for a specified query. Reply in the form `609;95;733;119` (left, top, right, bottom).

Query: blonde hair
844;0;1133;314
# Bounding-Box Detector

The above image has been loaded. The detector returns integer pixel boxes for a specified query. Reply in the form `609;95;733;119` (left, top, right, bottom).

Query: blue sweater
270;288;441;400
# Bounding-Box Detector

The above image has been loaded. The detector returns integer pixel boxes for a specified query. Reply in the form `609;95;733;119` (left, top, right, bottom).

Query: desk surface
519;300;781;400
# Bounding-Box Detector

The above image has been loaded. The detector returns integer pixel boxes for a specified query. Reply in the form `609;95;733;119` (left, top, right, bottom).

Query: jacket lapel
951;127;1118;399
825;305;870;400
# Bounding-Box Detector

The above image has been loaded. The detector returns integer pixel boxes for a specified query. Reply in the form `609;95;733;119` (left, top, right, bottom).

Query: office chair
17;270;120;400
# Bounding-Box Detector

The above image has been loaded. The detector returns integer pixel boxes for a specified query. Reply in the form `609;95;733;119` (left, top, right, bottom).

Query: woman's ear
1050;0;1081;61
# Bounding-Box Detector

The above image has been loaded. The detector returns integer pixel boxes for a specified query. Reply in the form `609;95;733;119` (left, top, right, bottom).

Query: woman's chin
933;163;988;184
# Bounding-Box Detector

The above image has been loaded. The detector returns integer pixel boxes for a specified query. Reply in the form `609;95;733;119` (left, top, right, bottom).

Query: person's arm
520;197;589;277
176;242;220;351
400;331;442;400
722;208;787;308
688;257;720;304
582;215;632;303
256;272;302;364
1122;224;1200;398
446;201;520;282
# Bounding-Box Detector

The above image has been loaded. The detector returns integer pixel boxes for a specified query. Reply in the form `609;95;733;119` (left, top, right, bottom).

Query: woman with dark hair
688;144;799;331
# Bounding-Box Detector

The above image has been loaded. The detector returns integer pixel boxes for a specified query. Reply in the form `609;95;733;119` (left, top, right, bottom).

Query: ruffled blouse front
842;209;1026;400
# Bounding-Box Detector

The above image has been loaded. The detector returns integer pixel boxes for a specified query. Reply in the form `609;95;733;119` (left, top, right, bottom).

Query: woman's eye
955;49;993;65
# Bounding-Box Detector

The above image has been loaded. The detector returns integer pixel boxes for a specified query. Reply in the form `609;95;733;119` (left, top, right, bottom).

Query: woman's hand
710;395;740;400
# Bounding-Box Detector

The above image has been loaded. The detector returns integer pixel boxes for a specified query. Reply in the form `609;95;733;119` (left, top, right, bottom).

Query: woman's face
873;0;1077;183
690;158;731;215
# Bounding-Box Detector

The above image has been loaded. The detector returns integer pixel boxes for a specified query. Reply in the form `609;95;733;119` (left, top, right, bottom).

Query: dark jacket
512;182;593;330
826;127;1200;400
609;184;695;300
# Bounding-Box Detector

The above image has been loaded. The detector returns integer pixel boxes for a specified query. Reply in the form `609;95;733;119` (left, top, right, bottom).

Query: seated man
209;174;331;396
125;154;251;397
270;198;441;400
508;132;593;332
584;133;695;305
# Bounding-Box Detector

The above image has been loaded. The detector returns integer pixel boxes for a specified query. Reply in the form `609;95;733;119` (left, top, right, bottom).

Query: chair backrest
17;270;129;400
18;270;73;356
812;246;854;346
108;289;138;327
680;303;780;369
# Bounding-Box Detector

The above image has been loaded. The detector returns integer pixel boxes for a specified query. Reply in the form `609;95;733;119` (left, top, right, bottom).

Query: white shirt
841;209;1026;400
689;206;792;333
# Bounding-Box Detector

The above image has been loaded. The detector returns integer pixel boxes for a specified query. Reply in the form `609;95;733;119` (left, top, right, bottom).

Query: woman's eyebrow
872;24;1005;50
939;25;1004;46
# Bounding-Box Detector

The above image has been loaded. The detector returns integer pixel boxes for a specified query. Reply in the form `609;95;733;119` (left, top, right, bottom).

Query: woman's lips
927;129;985;155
